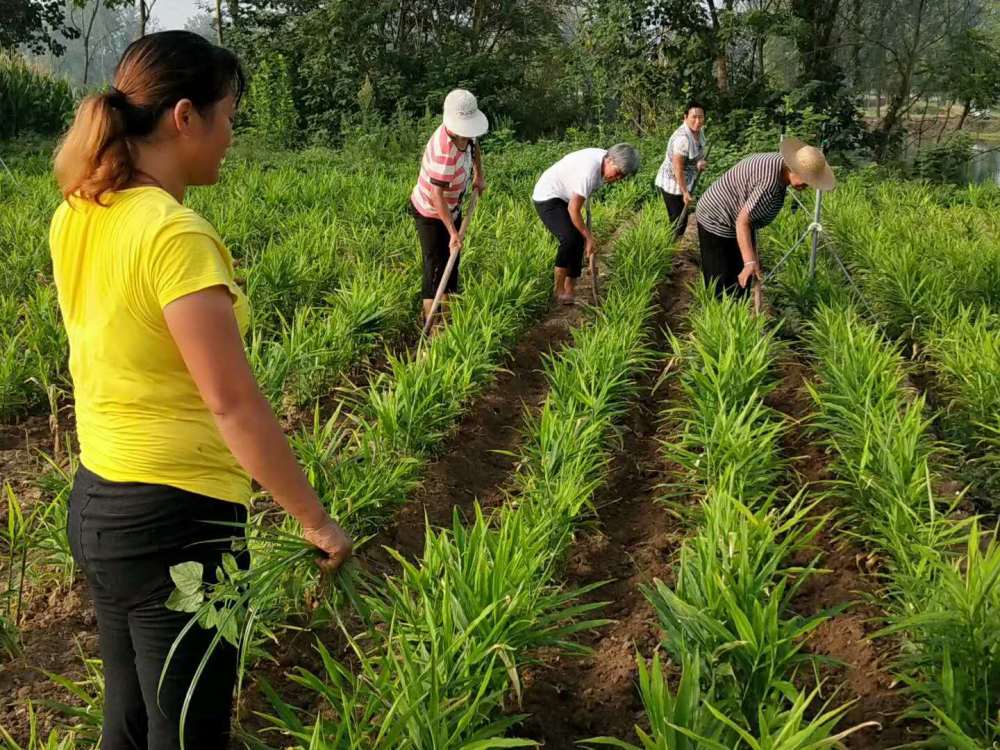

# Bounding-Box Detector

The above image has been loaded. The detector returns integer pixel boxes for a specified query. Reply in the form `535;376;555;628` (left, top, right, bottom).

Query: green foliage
39;648;104;746
0;53;75;140
663;287;785;499
256;204;676;748
229;0;580;140
645;488;828;728
0;703;80;749
0;0;78;56
925;306;1000;505
806;304;1000;746
912;135;975;184
582;651;732;749
875;521;1000;745
245;52;299;148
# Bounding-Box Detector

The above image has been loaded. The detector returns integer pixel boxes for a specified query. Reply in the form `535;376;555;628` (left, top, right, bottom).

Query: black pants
534;198;585;278
412;204;462;299
697;221;750;299
68;464;248;750
660;189;689;240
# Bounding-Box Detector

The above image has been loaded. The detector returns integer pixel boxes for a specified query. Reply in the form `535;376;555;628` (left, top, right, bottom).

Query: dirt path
368;271;599;565
516;230;699;748
365;217;633;569
233;220;640;741
769;353;913;748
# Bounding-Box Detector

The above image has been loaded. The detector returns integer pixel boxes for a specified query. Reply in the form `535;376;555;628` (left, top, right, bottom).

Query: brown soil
0;411;92;742
0;411;75;517
0;215;630;746
515;236;700;748
234;238;614;741
0;580;98;741
768;355;915;748
368;272;598;567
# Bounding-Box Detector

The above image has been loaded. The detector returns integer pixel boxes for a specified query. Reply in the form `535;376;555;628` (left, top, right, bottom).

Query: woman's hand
585;236;597;259
474;175;487;193
697;160;708;172
682;190;693;206
738;260;762;289
449;231;463;254
302;518;354;572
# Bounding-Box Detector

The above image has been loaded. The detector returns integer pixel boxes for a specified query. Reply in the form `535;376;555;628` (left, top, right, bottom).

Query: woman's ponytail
52;30;245;206
54;91;134;204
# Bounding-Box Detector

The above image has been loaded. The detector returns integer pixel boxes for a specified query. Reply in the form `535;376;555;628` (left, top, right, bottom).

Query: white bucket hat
780;136;836;192
443;89;489;139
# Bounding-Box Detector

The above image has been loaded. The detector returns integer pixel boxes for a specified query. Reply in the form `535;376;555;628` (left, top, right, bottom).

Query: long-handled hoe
675;142;713;236
422;188;481;336
586;197;599;305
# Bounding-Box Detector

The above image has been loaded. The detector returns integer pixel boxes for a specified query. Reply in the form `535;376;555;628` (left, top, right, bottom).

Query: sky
152;0;202;29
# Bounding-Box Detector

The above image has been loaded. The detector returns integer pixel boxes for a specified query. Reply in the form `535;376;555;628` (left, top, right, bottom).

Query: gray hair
605;143;640;177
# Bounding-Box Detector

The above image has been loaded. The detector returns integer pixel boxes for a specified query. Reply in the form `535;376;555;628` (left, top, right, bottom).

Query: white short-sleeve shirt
532;148;607;203
655;124;706;195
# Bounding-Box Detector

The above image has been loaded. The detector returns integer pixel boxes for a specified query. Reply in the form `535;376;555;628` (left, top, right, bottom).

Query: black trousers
534;198;585;278
697;221;750;299
412;204;462;299
660;189;689;240
68;464;248;750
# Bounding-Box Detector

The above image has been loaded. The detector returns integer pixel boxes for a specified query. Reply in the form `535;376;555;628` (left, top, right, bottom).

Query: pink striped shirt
411;124;474;219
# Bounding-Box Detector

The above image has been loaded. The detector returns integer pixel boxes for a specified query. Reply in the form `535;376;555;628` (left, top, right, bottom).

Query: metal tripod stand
764;189;871;312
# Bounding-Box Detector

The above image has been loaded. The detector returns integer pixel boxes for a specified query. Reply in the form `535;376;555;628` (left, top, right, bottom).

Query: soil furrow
770;352;913;748
516;232;699;748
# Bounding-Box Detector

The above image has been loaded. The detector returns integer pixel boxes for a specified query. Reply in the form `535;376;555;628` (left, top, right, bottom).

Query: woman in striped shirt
695;137;835;297
410;89;488;328
654;102;708;239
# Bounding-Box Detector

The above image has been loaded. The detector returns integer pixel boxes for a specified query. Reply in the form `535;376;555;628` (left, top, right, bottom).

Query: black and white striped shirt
696;153;788;238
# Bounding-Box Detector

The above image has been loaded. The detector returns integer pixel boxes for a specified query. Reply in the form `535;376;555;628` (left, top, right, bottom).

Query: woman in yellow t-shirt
50;31;351;749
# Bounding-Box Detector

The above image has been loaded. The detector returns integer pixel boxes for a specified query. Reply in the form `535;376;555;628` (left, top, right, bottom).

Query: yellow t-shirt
50;187;251;505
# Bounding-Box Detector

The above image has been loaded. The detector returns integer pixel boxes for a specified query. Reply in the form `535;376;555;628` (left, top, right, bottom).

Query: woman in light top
654;102;708;239
532;144;640;305
50;31;351;749
410;89;487;329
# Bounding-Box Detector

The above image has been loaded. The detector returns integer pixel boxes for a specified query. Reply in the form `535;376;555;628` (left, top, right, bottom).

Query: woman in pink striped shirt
410;89;488;329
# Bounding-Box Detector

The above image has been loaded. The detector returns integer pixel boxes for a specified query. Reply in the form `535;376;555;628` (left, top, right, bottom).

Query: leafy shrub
245;52;299;148
0;53;75;140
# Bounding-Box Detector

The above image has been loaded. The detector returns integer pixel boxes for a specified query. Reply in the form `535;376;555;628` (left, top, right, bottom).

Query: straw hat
443;89;489;139
779;136;836;191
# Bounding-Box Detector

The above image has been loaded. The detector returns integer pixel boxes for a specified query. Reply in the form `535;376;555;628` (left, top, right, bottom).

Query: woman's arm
673;153;690;203
431;186;461;252
735;207;762;289
164;287;352;569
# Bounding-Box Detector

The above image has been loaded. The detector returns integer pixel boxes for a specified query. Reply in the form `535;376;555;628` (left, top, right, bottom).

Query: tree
849;0;980;157
931;27;1000;133
64;0;134;84
227;0;576;138
1;0;78;54
214;0;224;43
789;0;842;84
31;1;140;86
184;10;217;40
136;0;156;36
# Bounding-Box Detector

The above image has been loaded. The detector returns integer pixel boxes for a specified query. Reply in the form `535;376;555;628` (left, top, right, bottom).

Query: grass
253;204;676;748
763;177;1000;507
807;304;999;746
585;291;867;748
